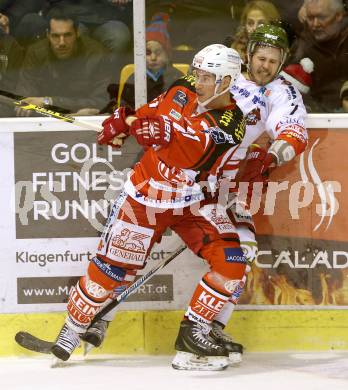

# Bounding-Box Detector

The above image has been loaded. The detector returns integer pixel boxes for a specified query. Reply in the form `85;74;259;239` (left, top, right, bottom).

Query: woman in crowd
230;0;280;63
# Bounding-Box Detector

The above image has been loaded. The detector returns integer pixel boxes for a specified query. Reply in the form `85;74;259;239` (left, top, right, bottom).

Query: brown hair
231;0;280;63
240;0;280;25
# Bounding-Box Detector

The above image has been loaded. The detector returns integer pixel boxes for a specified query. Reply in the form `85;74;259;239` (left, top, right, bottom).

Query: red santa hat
146;12;171;54
280;58;314;94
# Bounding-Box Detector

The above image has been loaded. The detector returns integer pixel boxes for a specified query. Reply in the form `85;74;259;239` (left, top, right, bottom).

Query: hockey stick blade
15;245;186;355
15;331;53;354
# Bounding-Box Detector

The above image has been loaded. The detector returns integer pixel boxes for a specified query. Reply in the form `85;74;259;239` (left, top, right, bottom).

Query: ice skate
210;320;243;364
51;324;81;361
172;319;229;371
81;319;109;348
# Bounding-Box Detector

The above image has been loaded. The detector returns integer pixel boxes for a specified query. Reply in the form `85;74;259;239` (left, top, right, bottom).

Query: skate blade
229;352;242;365
50;357;66;368
172;351;229;371
83;342;94;356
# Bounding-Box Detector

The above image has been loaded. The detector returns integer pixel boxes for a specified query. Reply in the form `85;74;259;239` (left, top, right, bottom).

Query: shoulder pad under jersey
167;75;196;93
206;102;246;144
274;76;303;101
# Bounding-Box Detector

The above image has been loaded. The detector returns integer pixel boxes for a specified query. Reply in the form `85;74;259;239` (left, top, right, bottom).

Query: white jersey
223;73;308;179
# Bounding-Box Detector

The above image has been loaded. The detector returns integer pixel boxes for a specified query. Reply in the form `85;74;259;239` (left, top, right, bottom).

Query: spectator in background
15;8;110;116
280;58;314;95
0;29;24;116
228;0;280;63
291;0;348;112
146;1;234;58
0;1;45;46
271;0;307;36
102;12;184;112
279;57;315;111
36;0;132;53
339;80;348;112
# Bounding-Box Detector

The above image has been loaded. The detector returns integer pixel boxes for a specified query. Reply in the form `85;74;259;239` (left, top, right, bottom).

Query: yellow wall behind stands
3;310;348;357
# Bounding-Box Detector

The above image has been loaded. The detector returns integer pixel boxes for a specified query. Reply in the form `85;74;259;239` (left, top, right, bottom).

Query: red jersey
124;76;246;208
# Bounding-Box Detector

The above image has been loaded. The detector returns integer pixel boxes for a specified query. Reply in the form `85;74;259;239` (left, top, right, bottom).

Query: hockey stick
13;100;103;132
15;244;187;355
0;88;136;133
0;88;103;132
0;89;135;146
0;88;69;113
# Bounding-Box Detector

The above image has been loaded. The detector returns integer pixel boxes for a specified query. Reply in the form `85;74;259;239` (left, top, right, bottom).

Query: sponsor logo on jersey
197;291;226;311
158;161;194;185
259;85;272;96
282;81;298;100
230;280;245;304
173;90;188;107
224;247;246;263
135;191;203;205
184;74;196;87
252;94;266;107
92;256;126;282
276;117;304;127
282;129;307;144
205;127;234;144
85;279;108;299
219;109;235;127
288;85;297;99
199;205;237;234
246;107;261;125
111;228;149;254
107;222;153;265
209;207;232;226
231;85;251;98
169;108;182;121
275;119;306;142
224;279;241;293
229;203;254;225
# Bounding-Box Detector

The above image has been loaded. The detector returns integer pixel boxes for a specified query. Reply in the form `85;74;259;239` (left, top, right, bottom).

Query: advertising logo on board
17;275;173;304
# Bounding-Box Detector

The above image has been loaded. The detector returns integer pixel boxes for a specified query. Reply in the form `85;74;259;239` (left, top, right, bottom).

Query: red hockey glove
97;107;134;146
237;144;276;206
129;115;173;146
238;144;276;183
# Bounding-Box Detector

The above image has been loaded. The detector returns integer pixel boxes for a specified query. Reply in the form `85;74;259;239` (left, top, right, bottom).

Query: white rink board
0;118;207;314
1;115;348;314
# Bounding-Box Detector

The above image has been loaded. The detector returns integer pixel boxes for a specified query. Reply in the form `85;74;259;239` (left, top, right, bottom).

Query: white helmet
192;44;241;106
192;44;241;89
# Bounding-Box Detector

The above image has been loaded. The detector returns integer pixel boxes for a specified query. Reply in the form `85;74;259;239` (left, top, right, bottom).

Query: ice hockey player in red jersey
51;44;247;370
83;24;309;367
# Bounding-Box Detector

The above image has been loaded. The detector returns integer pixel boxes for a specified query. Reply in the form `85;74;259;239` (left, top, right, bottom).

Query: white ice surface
1;352;348;390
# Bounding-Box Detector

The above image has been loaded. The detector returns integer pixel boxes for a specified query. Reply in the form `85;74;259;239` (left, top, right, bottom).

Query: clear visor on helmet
191;68;218;86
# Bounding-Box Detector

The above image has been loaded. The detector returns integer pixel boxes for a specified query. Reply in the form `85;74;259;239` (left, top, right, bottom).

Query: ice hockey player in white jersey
211;23;308;356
